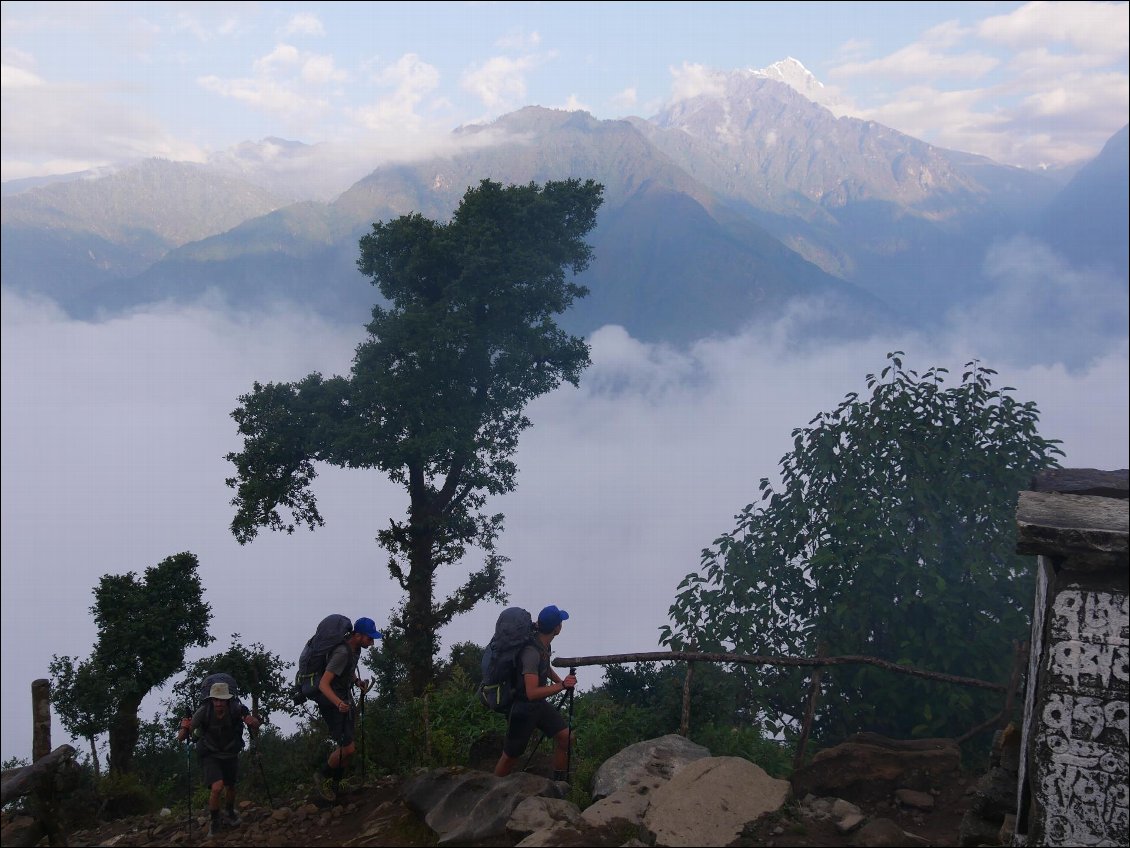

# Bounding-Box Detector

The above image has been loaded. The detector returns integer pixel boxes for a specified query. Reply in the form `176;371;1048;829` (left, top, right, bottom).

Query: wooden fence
554;641;1027;767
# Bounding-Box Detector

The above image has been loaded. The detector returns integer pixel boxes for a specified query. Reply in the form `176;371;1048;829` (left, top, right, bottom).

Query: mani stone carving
1014;468;1128;848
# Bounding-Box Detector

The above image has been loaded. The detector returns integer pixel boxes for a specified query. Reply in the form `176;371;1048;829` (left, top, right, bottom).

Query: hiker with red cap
494;604;577;781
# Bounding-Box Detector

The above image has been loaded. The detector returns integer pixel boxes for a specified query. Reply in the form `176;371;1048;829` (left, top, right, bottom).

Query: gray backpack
292;614;353;704
478;607;536;713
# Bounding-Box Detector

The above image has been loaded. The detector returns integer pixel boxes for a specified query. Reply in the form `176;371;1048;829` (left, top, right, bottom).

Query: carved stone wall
1014;469;1129;847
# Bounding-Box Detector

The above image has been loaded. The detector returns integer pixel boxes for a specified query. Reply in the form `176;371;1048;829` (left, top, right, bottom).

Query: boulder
402;767;564;844
642;756;791;846
590;733;710;800
507;796;585;839
791;733;960;799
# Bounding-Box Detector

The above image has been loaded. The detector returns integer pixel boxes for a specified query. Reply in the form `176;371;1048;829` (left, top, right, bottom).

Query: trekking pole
251;726;275;809
181;705;194;844
566;667;576;783
359;688;367;786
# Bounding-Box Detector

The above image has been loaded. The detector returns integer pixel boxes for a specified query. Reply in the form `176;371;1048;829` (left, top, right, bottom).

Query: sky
2;0;1129;185
1;1;1129;764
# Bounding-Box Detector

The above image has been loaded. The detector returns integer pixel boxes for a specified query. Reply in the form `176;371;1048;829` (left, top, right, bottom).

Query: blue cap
353;617;383;640
537;605;569;633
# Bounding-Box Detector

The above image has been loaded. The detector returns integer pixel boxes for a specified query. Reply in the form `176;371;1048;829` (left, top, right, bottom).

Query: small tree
52;552;213;774
226;178;604;695
663;353;1063;742
48;655;113;777
168;634;298;724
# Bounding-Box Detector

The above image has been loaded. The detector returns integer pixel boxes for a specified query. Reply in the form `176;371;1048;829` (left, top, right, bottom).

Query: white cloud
461;54;541;111
1;276;1126;761
198;74;332;120
831;44;999;81
283;13;326;37
978;1;1130;58
560;94;589;112
610;86;637;111
1;70;205;179
495;29;542;51
301;54;348;84
352;53;441;131
253;43;302;75
0;63;44;88
668;62;726;102
200;44;348;123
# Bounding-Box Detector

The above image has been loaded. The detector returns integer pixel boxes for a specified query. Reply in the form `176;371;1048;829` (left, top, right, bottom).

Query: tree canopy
51;551;212;774
168;634;298;724
662;352;1063;743
226;178;604;694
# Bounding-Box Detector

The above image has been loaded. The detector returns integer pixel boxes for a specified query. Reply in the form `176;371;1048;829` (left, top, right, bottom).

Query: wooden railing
554;641;1026;767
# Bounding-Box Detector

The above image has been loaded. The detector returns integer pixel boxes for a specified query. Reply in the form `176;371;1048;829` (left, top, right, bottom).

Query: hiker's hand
180;717;192;731
244;714;262;731
562;674;577;690
336;699;351;714
357;678;372;694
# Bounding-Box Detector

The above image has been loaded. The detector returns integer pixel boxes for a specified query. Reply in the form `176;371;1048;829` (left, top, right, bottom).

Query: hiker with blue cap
312;615;382;800
494;604;577;781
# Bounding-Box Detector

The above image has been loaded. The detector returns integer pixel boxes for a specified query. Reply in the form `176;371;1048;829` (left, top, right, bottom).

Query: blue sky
2;0;1128;182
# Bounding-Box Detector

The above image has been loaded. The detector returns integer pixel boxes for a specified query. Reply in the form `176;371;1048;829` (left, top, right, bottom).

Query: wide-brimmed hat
208;681;233;700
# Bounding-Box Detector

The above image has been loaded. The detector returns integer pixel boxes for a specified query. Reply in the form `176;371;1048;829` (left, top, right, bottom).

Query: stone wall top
1016;490;1129;569
1029;468;1128;499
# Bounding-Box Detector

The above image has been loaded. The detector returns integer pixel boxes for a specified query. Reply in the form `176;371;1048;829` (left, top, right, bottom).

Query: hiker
177;680;262;837
311;615;381;801
494;604;578;780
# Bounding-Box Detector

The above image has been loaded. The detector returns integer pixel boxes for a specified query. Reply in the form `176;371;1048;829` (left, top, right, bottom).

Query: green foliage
167;633;299;724
51;552;213;775
664;353;1062;742
226;178;604;696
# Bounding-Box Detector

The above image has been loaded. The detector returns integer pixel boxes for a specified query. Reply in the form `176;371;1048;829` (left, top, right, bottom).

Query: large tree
52;552;212;774
663;353;1063;742
226;178;604;694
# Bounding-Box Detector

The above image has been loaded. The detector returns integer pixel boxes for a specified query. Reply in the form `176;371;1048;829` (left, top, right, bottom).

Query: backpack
478;607;537;714
198;671;248;715
292;614;353;704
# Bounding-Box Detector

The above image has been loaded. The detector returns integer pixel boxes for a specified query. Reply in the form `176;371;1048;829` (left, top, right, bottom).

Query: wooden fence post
32;679;51;762
793;643;826;770
680;662;695;736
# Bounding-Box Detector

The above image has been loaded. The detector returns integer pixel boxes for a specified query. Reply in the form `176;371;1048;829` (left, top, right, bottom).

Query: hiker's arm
318;671;351;713
525;672;575;700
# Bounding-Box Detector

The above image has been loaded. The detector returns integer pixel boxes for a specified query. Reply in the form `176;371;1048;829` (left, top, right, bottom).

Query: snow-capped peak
750;57;847;115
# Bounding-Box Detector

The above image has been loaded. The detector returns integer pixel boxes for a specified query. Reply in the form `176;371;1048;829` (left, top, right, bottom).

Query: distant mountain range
3;59;1126;348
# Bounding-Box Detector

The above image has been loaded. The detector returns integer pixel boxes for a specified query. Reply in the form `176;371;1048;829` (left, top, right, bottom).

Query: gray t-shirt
324;642;358;703
517;641;551;699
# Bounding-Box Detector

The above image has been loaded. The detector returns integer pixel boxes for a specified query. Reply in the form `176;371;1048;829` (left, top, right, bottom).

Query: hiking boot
207;815;222;837
312;769;337;802
223;808;242;826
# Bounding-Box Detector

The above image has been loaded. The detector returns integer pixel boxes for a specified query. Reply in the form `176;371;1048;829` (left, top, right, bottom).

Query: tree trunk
107;700;141;775
87;737;101;779
404;501;438;697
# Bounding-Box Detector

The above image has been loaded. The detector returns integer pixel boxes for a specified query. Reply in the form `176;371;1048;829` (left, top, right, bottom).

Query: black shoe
223;808;242;826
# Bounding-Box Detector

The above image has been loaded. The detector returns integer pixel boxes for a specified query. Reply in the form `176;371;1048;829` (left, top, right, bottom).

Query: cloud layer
3;236;1126;759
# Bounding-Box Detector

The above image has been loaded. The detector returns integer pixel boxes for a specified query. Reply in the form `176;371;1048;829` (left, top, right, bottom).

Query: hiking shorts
503;699;566;757
316;699;356;747
200;754;238;788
